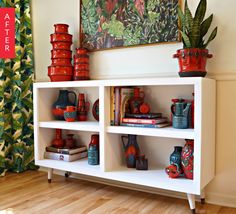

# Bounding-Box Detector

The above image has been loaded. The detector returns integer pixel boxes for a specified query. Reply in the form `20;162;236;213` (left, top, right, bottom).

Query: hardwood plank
0;171;235;214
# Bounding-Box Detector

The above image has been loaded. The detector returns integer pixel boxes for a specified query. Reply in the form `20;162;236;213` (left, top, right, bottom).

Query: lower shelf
36;159;198;194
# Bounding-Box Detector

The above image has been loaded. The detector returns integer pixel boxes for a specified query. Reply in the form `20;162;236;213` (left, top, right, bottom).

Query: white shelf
107;126;195;139
39;121;99;132
105;166;196;194
37;159;196;194
36;159;100;175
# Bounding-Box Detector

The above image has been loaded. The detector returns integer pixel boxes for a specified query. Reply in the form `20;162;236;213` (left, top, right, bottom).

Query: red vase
173;48;213;77
181;139;194;179
51;129;64;148
129;88;144;114
77;93;90;121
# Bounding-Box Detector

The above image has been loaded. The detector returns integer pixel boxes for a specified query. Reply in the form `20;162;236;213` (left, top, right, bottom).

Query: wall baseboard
39;168;236;208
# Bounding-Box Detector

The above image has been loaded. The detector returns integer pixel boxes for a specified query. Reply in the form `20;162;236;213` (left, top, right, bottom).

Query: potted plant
173;0;218;77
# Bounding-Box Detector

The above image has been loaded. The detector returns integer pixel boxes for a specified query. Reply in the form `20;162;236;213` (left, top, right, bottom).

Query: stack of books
44;145;87;162
121;113;170;128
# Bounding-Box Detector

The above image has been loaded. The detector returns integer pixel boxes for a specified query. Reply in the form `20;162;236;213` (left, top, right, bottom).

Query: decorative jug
121;135;140;168
171;100;191;129
170;146;183;172
181;139;194;179
52;90;76;120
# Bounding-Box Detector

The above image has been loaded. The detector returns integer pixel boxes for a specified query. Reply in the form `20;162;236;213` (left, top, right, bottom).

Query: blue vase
88;145;99;165
170;146;182;172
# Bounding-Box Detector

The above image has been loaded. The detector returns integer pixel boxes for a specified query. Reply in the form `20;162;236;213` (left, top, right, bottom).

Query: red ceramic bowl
75;48;88;55
51;58;72;66
48;66;73;76
74;57;89;64
50;33;72;42
54;24;69;33
51;50;72;59
52;42;72;50
74;64;89;71
49;75;73;82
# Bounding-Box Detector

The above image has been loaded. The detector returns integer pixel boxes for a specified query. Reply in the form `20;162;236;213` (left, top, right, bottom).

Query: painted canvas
81;0;179;51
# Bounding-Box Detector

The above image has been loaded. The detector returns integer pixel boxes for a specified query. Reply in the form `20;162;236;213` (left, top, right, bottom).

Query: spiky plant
178;0;218;49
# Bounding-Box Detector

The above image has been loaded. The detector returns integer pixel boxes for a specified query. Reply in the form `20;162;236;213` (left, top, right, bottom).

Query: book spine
44;151;88;162
122;118;167;124
110;86;115;125
114;87;121;126
120;123;169;128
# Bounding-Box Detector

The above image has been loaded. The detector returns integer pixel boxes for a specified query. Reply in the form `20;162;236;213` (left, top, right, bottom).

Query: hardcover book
121;122;171;128
122;117;168;125
44;151;88;162
45;146;87;155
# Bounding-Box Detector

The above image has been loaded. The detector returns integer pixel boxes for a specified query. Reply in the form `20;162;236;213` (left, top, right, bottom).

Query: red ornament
129;88;144;114
139;102;150;114
165;164;181;179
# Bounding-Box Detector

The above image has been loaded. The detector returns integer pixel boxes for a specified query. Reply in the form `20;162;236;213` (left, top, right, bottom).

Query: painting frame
80;0;181;51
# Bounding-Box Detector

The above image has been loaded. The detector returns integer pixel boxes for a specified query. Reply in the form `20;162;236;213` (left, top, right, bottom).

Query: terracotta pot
50;33;72;42
74;64;89;71
54;24;69;33
51;42;72;50
74;57;89;64
51;58;72;66
51;50;72;59
48;66;73;76
173;48;212;77
49;75;73;82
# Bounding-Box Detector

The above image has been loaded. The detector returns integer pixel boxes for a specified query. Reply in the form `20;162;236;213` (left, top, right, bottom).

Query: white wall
32;0;236;207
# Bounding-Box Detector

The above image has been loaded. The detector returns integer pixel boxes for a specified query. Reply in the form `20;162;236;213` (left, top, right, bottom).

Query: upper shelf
107;126;195;139
33;77;214;88
39;121;100;132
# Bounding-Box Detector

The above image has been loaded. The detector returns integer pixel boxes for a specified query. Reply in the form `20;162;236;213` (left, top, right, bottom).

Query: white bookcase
33;77;216;212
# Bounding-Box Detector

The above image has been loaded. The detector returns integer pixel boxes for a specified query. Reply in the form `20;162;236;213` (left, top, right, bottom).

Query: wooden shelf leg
48;168;53;183
187;193;196;214
200;189;206;204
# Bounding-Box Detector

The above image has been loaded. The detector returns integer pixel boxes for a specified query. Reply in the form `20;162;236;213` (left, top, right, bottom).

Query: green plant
178;0;218;49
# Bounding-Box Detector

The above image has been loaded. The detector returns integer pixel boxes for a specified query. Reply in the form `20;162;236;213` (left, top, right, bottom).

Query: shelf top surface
107;126;195;139
34;77;215;88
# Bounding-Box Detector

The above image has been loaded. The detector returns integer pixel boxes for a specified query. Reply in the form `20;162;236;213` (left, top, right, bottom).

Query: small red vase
51;129;64;148
77;93;90;121
181;139;194;179
65;134;76;149
129;88;144;114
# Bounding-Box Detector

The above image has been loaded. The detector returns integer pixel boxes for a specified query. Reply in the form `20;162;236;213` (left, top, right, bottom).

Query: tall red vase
181;139;194;179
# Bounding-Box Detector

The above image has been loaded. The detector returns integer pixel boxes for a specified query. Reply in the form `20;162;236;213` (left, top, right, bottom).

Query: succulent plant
178;0;218;49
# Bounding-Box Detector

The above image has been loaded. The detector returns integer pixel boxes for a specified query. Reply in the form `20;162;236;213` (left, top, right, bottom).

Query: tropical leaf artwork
81;0;179;50
0;0;38;176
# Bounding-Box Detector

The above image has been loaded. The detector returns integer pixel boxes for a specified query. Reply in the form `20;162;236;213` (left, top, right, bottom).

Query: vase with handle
52;90;77;120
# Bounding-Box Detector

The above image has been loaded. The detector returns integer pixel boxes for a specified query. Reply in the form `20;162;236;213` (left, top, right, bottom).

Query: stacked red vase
73;48;90;80
48;24;73;81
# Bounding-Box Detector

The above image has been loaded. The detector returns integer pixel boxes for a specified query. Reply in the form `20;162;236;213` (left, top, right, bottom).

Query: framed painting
80;0;180;51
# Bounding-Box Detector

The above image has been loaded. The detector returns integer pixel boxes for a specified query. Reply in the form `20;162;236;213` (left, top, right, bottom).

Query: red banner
0;8;15;59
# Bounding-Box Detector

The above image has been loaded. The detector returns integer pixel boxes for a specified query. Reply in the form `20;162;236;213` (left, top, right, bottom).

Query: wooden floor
0;171;235;214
